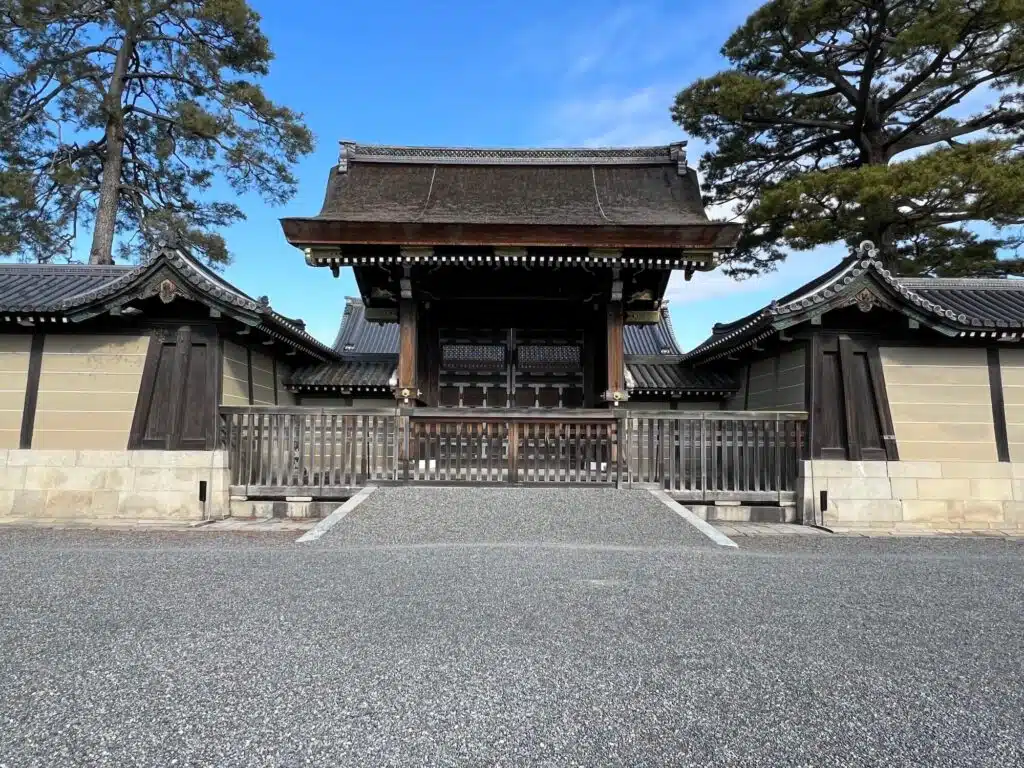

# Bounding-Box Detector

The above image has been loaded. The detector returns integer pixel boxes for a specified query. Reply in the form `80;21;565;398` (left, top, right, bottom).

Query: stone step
228;499;341;520
688;504;797;524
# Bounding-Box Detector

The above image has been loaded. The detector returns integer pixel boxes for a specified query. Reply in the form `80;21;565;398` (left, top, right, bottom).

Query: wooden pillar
603;300;627;406
396;298;419;404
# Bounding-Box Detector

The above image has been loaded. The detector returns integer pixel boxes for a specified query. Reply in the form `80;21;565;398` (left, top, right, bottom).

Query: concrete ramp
314;486;720;548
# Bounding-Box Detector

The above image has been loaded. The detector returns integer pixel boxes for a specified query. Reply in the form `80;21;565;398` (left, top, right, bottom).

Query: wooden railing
219;407;806;502
625;411;806;503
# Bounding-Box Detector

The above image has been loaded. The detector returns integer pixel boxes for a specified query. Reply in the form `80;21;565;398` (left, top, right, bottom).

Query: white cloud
545;83;682;147
664;247;846;306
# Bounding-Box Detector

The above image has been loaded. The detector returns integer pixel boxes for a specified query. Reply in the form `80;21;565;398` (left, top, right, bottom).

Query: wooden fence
219;407;806;502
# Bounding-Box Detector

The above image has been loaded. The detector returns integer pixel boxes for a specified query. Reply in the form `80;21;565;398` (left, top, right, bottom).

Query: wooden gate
404;412;619;485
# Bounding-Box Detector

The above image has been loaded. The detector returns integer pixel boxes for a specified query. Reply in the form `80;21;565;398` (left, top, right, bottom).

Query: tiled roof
326;298;685;358
0;264;133;311
683;243;1024;364
309;142;709;227
623;309;683;355
289;360;395;391
0;249;338;361
626;358;736;394
332;299;400;357
896;278;1024;322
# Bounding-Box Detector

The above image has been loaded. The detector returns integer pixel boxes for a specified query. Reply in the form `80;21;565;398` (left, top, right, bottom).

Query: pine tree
0;0;314;265
672;0;1024;277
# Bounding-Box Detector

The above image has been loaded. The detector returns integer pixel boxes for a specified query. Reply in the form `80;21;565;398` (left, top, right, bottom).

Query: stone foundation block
45;489;120;518
916;478;972;500
940;462;1012;479
824;499;902;526
819;476;892;500
10;490;47;517
117;491;201;520
901;500;952;524
0;467;27;490
888;478;918;499
133;467;208;493
949;500;1005;524
808;460;888;478
128;451;217;468
1003;502;1024;526
74;451;131;468
0;449;8;468
7;450;77;467
0;489;13;516
969;479;1013;501
885;461;942;479
24;466;134;492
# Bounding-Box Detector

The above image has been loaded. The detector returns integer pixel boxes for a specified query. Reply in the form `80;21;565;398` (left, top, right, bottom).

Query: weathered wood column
603;300;627;405
395;298;419;404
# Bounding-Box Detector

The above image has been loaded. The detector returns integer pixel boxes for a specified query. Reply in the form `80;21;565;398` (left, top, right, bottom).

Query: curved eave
682;255;1019;365
3;246;337;362
281;218;741;251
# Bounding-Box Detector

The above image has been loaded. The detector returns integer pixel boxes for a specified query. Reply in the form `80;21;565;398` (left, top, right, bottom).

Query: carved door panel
131;326;217;450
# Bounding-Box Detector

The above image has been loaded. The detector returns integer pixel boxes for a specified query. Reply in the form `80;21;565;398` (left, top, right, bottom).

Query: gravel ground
1;488;1022;767
324;487;715;548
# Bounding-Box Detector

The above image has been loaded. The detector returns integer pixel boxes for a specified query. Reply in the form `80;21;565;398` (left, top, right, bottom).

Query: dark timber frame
988;347;1011;463
19;332;45;449
130;325;219;450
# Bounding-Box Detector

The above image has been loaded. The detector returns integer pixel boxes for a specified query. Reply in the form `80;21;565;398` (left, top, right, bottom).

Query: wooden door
131;326;217;450
811;335;897;461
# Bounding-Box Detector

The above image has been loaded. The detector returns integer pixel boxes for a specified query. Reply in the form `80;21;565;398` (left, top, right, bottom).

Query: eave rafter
301;245;720;272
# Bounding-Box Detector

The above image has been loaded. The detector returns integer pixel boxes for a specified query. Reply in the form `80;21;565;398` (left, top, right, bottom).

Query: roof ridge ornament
338;140;357;173
857;240;880;260
668;141;687;175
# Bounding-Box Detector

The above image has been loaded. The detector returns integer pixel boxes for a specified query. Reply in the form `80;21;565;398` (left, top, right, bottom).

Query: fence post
775;413;783;505
616;413;626;489
699;414;707;503
507;421;519;484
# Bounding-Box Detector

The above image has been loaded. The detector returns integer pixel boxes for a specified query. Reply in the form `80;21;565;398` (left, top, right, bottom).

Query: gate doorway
438;327;585;409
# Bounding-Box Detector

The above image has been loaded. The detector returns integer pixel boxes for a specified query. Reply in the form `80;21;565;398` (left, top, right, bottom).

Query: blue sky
206;0;843;350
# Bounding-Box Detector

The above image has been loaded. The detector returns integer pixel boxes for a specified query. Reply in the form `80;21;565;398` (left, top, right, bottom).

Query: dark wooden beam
271;356;279;406
281;218;741;250
988;347;1011;462
19;332;45;449
837;336;862;460
396;298;418;403
603;301;626;404
867;345;900;461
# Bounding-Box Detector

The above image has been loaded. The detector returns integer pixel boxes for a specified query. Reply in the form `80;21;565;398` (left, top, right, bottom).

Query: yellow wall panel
0;334;31;448
32;333;149;450
999;349;1024;461
881;346;996;462
221;340;250;406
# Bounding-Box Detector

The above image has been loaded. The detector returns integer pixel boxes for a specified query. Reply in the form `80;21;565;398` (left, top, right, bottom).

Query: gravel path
320;486;716;548
0;502;1022;767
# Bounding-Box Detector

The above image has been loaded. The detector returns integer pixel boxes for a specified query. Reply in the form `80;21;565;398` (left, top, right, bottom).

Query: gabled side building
683;242;1024;531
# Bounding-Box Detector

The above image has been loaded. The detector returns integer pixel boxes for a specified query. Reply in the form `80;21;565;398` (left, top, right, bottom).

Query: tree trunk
861;135;898;268
88;33;134;265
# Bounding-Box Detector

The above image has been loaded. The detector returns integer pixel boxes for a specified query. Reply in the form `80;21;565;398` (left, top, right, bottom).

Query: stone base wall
0;450;229;521
799;460;1024;531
